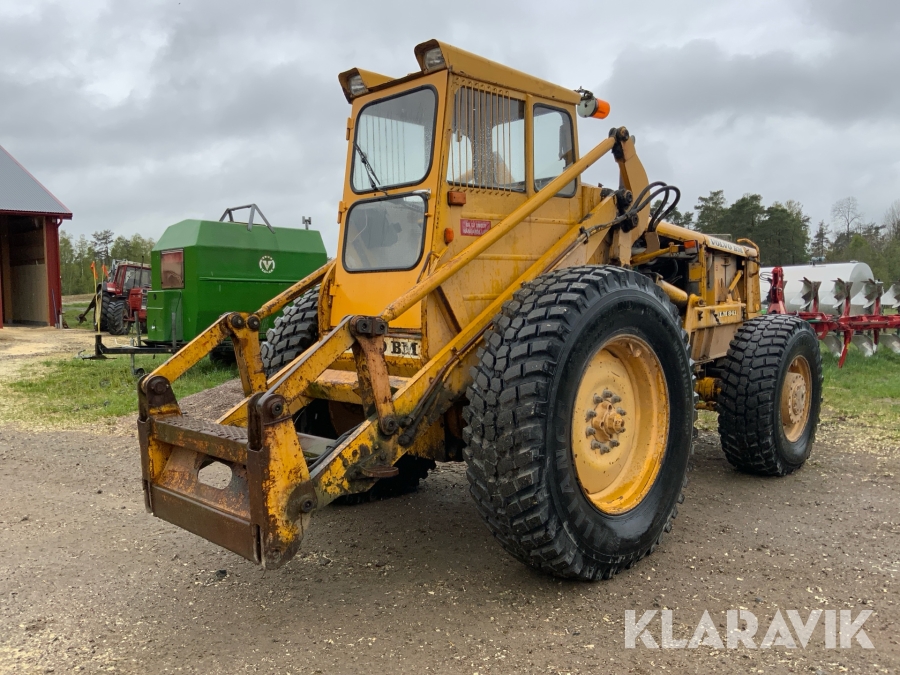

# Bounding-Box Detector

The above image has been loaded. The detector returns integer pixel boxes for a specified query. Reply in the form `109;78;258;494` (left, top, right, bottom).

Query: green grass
820;346;900;433
61;302;94;331
691;345;900;437
5;355;238;426
3;328;898;439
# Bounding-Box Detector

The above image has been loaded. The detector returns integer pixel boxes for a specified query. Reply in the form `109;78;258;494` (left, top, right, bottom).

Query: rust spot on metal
361;465;400;478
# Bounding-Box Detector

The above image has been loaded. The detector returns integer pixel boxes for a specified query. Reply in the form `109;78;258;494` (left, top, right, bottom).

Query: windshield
351;87;437;193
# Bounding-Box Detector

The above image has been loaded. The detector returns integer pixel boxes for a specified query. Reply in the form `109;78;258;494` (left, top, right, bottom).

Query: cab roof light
347;74;367;97
414;40;449;73
422;47;445;72
338;68;393;102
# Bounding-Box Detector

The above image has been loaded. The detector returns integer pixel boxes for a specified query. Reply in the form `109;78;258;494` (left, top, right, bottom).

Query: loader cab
331;40;586;363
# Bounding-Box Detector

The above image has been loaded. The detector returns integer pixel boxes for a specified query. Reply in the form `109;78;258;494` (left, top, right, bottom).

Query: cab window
342;194;427;272
447;87;525;192
533;105;576;196
351;87;437;193
160;250;184;289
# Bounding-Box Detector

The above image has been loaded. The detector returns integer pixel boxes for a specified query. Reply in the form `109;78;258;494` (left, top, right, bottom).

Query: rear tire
463;266;695;580
717;314;822;476
261;288;320;377
106;299;127;335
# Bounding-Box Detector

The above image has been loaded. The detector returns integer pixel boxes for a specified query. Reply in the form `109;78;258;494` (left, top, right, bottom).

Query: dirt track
1;377;898;675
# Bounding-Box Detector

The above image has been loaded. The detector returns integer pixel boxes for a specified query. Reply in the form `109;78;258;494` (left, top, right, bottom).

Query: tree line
59;192;899;296
59;229;156;295
660;192;900;283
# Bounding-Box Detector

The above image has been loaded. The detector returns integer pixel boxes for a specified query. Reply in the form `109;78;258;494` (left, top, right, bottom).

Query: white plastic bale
762;262;874;315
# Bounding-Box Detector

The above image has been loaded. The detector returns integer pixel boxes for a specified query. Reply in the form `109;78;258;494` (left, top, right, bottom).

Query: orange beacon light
576;89;611;119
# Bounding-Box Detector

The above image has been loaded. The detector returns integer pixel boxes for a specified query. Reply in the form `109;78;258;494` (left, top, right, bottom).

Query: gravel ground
1;386;897;675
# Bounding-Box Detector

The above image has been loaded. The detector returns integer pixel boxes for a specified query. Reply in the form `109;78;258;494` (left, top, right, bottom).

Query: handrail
380;135;618;322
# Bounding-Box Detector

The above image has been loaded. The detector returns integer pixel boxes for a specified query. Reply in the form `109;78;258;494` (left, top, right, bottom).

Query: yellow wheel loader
138;40;823;580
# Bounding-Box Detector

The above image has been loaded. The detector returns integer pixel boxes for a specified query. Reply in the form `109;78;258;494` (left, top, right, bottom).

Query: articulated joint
695;377;722;403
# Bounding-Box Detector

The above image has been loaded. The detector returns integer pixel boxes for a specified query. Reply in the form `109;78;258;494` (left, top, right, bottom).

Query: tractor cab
328;41;601;369
106;259;151;295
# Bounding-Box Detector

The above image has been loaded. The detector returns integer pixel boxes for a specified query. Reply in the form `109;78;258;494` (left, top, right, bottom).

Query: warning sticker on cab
460;219;491;236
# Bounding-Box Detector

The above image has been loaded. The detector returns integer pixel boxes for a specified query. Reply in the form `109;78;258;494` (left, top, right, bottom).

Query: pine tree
91;230;115;265
810;221;830;260
694;190;727;234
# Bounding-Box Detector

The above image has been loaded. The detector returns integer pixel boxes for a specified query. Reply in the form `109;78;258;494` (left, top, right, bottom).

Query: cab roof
340;39;581;106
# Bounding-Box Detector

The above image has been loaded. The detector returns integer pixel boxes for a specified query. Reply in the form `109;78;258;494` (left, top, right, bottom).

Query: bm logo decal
259;255;275;273
387;338;420;357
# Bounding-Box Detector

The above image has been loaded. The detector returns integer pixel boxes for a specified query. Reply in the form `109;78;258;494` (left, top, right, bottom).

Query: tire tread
463;266;695;580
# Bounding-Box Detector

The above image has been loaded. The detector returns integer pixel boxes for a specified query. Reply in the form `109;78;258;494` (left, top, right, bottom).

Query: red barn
0;145;72;328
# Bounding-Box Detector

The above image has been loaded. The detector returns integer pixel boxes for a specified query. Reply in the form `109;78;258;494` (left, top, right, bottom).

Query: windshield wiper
354;142;388;195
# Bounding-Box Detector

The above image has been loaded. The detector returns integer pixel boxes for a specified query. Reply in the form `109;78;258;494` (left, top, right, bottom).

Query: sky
2;0;899;255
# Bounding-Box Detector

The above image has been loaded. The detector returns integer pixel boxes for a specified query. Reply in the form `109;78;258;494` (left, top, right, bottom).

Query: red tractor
78;260;151;335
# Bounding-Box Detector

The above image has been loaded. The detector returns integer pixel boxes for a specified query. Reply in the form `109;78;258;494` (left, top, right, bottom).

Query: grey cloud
2;0;898;251
802;0;900;36
602;37;900;128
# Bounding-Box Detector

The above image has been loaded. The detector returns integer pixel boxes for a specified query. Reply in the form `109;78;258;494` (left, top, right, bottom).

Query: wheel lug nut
609;439;620;448
602;389;613;399
585;427;596;437
611;395;622;404
593;393;602;404
616;407;626;416
590;440;611;454
585;410;597;420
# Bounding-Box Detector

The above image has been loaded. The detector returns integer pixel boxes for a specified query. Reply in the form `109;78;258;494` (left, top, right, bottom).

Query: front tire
261;288;320;377
717;314;822;476
463;266;695;580
106;298;127;335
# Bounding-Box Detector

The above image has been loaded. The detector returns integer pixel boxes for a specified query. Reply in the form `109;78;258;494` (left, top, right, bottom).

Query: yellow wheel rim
571;334;669;515
781;354;812;442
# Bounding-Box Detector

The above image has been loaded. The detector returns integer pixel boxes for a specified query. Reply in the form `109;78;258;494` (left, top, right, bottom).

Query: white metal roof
0;144;72;218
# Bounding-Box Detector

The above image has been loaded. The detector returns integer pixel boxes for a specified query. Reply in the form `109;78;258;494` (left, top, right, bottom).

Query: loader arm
138;130;652;568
